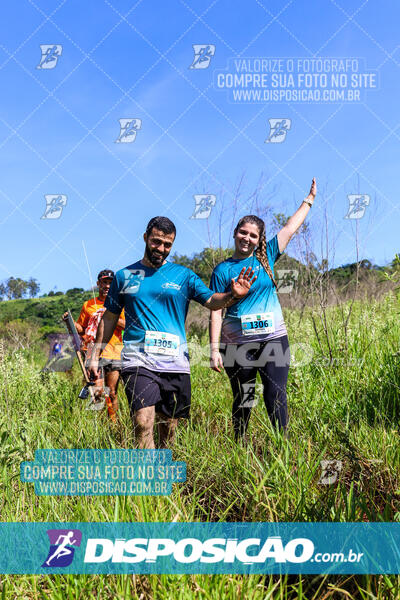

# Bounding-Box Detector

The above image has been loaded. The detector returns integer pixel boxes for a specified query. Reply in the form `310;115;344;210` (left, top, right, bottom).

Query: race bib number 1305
144;331;180;356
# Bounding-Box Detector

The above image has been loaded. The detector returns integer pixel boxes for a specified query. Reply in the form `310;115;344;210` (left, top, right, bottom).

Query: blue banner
0;523;399;574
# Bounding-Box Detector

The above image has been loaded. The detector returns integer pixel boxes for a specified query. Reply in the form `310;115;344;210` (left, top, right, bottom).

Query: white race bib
144;331;180;356
241;312;275;336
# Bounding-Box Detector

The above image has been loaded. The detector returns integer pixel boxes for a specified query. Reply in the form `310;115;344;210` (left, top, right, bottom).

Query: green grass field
0;292;399;599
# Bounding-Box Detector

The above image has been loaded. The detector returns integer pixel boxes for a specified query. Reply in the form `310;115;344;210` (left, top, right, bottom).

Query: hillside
0;291;93;335
0;253;394;337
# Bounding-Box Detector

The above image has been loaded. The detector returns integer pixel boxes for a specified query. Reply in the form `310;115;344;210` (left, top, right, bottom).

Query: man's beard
145;242;168;267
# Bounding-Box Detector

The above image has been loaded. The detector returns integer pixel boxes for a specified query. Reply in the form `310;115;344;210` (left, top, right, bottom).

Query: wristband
303;196;314;207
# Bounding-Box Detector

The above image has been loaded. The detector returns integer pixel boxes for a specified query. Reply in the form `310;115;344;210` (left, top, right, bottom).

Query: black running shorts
121;367;191;419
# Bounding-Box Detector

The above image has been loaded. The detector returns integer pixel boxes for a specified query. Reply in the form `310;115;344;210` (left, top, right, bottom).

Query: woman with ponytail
209;178;316;439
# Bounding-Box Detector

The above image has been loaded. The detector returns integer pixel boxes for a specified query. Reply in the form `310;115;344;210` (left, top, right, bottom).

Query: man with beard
88;216;256;448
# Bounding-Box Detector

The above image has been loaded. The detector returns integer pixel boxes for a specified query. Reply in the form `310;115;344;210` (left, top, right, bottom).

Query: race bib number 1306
241;312;275;336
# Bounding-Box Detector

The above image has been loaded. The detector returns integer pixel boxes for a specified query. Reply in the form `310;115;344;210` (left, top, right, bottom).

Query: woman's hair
234;215;277;288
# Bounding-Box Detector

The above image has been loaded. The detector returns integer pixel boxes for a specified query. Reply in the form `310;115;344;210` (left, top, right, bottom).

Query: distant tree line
172;249;396;285
0;277;40;300
0;278;88;302
44;287;85;298
0;251;398;305
172;247;233;283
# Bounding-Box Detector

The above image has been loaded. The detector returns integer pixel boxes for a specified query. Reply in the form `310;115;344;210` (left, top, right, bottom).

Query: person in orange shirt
63;269;125;420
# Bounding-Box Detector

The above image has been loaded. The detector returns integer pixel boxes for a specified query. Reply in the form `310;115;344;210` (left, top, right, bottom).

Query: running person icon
88;216;256;448
45;531;77;566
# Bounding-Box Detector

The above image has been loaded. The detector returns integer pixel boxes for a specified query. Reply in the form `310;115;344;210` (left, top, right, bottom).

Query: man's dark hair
145;216;176;237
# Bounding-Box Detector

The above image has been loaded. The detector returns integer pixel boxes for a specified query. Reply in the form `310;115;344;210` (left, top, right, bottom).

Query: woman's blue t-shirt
209;235;287;343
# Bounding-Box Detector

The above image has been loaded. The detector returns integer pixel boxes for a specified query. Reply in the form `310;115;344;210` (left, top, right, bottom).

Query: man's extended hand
231;267;257;299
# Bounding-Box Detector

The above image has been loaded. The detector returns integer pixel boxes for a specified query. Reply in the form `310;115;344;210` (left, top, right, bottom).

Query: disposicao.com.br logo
2;522;395;574
82;536;362;566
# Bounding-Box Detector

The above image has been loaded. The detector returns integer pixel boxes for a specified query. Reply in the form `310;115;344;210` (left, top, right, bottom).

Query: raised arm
277;178;316;253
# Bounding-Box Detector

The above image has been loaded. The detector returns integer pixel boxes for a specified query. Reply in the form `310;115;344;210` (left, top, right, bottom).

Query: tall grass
0;293;399;598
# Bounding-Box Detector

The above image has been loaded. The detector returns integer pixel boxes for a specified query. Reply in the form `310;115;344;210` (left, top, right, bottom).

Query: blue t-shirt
105;261;214;373
209;235;287;343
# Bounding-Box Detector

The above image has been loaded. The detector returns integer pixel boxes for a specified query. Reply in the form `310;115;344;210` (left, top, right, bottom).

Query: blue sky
0;0;399;294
